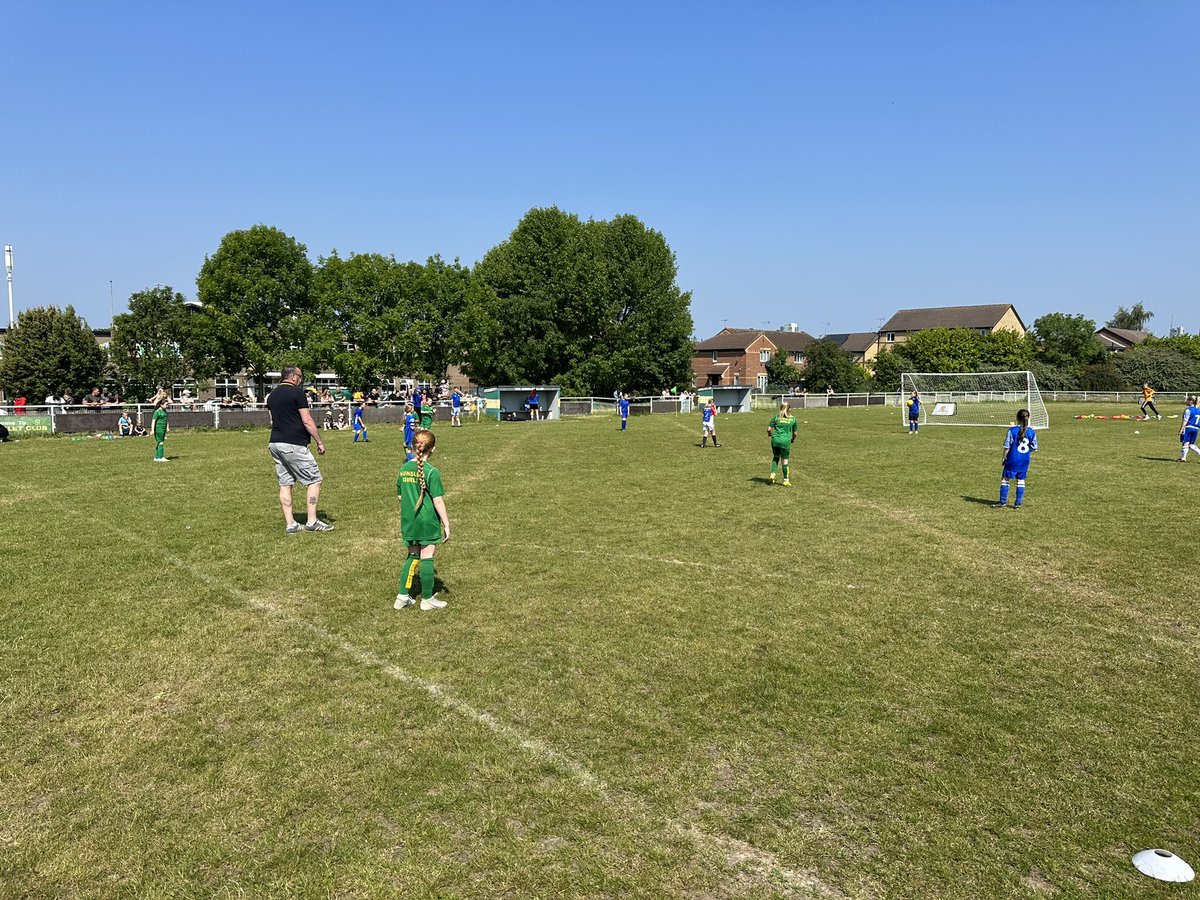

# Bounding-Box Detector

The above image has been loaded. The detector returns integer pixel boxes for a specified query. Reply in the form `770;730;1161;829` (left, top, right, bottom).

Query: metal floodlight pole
5;245;13;329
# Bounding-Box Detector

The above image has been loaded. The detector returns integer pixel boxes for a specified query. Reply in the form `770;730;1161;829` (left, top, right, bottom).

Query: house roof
1094;327;1150;350
880;304;1023;333
694;327;817;353
836;332;878;354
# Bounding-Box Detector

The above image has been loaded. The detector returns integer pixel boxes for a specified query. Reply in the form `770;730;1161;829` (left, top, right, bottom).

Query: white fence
4;390;1196;437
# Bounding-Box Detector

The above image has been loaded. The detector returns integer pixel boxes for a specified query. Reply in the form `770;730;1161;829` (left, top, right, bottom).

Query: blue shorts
1182;427;1198;444
1002;465;1029;481
908;414;919;421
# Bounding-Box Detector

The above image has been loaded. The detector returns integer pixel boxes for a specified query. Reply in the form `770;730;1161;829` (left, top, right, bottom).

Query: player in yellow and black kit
767;402;798;486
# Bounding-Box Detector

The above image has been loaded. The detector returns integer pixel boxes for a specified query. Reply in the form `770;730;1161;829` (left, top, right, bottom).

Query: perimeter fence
3;390;1196;437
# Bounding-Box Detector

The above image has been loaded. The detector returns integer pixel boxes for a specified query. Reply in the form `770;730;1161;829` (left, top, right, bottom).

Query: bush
1079;363;1121;391
1113;345;1200;392
1025;361;1080;391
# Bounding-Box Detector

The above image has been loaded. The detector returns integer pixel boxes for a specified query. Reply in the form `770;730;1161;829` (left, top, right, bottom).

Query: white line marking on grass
113;527;842;899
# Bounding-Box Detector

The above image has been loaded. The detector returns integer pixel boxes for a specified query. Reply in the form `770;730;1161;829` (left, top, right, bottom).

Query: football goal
900;371;1049;429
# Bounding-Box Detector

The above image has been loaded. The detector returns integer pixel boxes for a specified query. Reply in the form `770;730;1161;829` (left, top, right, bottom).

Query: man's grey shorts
269;442;323;487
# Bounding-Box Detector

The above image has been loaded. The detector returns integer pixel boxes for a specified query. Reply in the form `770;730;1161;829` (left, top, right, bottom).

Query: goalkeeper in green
766;402;798;486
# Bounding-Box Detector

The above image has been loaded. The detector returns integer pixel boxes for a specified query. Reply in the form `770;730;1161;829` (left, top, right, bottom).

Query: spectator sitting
83;388;103;409
117;411;133;436
101;390;120;407
320;387;333;404
368;387;381;406
334;412;347;430
322;410;333;431
179;388;195;410
14;395;27;416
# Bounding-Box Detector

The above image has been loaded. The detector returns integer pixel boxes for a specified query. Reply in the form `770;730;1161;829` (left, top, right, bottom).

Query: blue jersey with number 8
1002;425;1037;477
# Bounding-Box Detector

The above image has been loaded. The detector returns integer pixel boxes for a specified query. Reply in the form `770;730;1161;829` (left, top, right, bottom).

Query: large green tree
312;252;489;391
801;338;866;393
195;225;315;389
765;350;804;388
312;251;419;392
109;286;202;400
1031;313;1106;370
0;305;104;399
469;207;693;393
1106;302;1153;332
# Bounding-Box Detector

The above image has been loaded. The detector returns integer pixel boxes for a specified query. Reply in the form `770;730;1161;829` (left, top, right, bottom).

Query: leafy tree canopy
0;305;104;400
1031;313;1106;369
1106;302;1153;332
110;286;201;401
765;350;804;388
470;207;693;393
195;225;314;381
800;338;866;393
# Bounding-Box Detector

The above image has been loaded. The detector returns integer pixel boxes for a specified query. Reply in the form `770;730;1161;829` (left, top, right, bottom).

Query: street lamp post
4;245;12;329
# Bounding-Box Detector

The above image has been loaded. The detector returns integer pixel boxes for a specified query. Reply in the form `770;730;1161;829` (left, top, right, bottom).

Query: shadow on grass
748;476;778;485
1139;456;1184;463
962;496;999;506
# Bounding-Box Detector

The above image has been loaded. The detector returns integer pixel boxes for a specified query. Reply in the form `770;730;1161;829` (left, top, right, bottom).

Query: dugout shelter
698;385;752;414
483;385;561;421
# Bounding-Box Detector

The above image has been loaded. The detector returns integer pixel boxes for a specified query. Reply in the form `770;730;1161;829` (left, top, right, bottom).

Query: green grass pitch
2;405;1198;898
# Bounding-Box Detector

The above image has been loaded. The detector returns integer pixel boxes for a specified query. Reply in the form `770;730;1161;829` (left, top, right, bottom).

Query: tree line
0;208;695;401
767;304;1200;394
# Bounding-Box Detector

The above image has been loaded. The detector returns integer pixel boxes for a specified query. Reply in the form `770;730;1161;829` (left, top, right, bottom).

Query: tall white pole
4;245;12;329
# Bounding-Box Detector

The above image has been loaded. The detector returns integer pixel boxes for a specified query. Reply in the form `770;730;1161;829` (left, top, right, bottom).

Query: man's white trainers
419;596;447;611
394;594;415;609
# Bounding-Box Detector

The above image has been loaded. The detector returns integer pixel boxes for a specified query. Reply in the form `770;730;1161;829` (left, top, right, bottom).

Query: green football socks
420;559;436;599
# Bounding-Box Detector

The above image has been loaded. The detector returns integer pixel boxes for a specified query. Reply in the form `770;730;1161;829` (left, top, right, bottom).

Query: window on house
978;328;989;336
759;349;770;363
886;332;895;342
791;352;802;363
757;373;768;391
213;375;240;399
712;351;718;362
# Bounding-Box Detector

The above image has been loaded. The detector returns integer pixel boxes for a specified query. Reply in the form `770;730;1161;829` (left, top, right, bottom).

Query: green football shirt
768;414;797;447
397;461;445;544
152;407;168;435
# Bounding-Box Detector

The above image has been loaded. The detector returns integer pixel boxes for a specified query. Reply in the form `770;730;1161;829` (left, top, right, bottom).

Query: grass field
3;404;1199;898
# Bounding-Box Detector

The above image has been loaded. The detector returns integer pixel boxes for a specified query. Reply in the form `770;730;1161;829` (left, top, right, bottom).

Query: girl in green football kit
152;396;170;462
767;402;797;485
394;429;452;611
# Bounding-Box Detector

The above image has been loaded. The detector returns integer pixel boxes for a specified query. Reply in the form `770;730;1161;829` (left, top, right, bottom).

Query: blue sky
3;1;1197;339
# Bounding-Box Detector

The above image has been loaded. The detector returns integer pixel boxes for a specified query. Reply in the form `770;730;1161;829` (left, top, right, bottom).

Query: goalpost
900;371;1049;429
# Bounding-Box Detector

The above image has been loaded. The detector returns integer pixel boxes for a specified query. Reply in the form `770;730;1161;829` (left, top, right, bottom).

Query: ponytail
412;429;436;512
1016;408;1030;444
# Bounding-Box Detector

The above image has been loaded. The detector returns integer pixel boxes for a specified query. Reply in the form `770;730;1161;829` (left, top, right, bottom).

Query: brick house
692;327;817;390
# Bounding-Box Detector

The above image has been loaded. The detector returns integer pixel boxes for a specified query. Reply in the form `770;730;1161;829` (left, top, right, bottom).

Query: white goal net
900;371;1049;429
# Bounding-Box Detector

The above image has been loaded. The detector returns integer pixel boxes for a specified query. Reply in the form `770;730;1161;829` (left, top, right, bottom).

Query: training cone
1132;849;1194;883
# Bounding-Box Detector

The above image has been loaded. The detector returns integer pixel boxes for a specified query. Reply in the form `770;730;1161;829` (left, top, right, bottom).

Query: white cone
1132;849;1195;882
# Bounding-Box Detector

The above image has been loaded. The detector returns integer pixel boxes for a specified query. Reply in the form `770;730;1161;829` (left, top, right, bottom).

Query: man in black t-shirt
266;366;333;534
